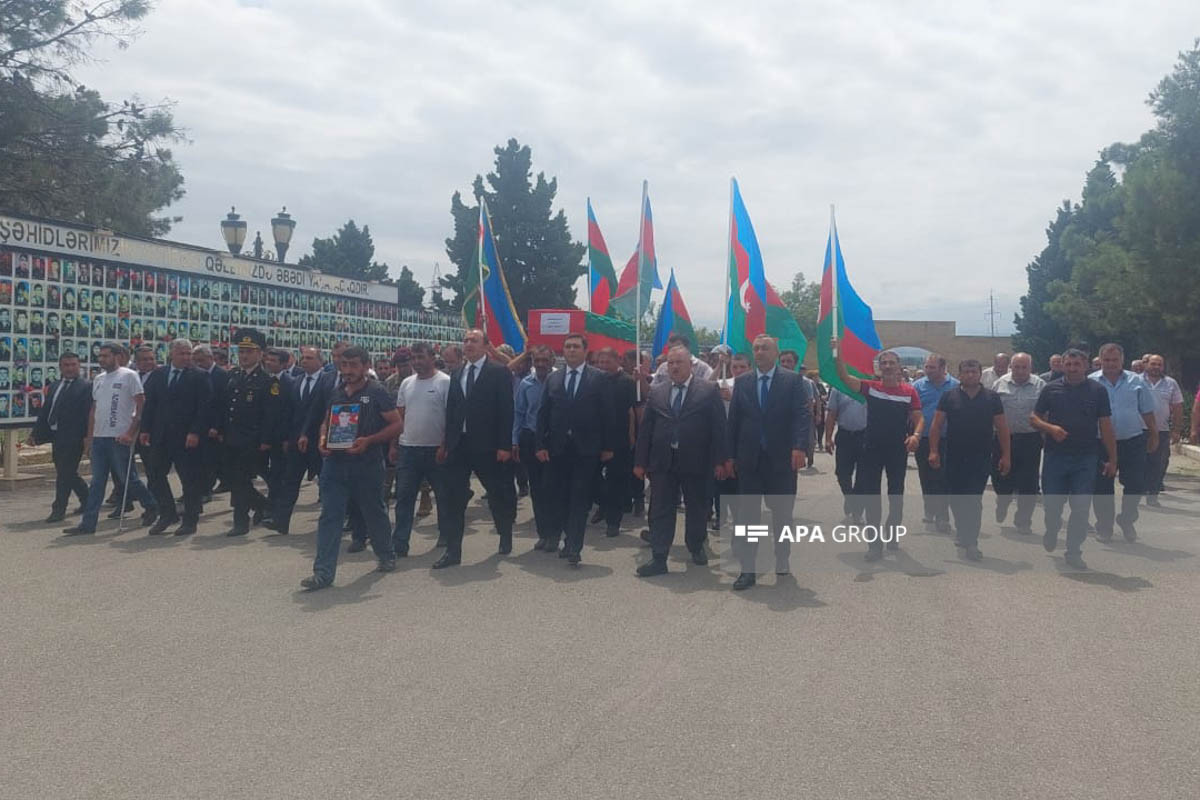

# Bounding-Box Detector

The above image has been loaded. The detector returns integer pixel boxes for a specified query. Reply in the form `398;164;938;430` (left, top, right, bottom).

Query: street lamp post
271;207;296;263
219;207;247;256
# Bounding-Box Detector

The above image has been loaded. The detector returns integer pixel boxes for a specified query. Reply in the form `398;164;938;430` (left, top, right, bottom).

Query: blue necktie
759;375;770;447
759;374;769;407
567;369;578;401
672;384;685;415
169;368;179;389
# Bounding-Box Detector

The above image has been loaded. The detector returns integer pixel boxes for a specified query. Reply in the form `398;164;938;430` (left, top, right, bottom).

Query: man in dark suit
27;351;92;522
141;339;212;535
535;333;615;565
725;334;811;590
595;346;638;538
435;329;516;567
261;347;296;525
270;346;326;535
634;344;728;577
192;344;229;496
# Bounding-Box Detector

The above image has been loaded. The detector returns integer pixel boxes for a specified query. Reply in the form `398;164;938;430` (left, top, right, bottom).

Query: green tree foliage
444;139;586;320
1014;40;1200;376
393;265;425;310
0;1;186;236
779;271;821;340
298;220;390;282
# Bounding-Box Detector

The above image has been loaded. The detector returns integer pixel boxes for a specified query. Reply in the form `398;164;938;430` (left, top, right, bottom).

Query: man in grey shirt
824;387;868;523
991;353;1045;533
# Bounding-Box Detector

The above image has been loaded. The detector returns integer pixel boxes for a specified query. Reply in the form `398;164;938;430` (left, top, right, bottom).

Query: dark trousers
273;444;322;535
855;442;908;550
1042;447;1097;556
225;443;267;527
1094;433;1146;534
546;441;599;555
648;465;710;559
601;446;631;528
50;437;89;513
946;446;992;548
518;429;552;541
442;444;516;557
264;444;286;517
733;453;796;573
915;436;949;523
833;428;865;517
1146;432;1171;495
147;444;204;525
993;432;1042;528
713;476;737;522
392;445;448;553
201;435;225;491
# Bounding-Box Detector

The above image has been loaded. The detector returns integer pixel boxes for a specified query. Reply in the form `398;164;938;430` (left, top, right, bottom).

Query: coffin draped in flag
609;187;662;321
461;197;527;353
723;179;808;360
587;199;618;317
652;269;697;355
816;218;880;400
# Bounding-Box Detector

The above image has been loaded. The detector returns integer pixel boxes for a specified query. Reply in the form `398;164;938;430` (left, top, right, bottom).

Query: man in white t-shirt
63;342;159;535
388;341;451;556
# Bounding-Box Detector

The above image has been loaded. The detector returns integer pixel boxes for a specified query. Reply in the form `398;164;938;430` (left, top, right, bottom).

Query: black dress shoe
174;523;197;536
251;509;266;526
226;527;249;537
148;516;178;536
300;574;332;591
557;547;569;558
376;559;397;573
691;549;709;566
1064;553;1088;570
107;503;134;520
432;552;461;569
347;540;367;553
589;509;605;525
435;536;448;548
61;525;94;536
532;538;547;551
637;559;668;577
732;573;756;590
566;552;581;566
261;519;280;531
498;535;512;555
212;483;232;494
139;509;159;527
639;529;651;544
605;525;620;538
395;545;408;558
633;500;645;517
45;511;66;524
775;559;789;575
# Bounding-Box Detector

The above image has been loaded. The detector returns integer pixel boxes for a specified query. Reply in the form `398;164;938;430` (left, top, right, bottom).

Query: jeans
946;447;992;549
915;437;949;523
80;437;157;531
1093;433;1146;535
312;455;393;582
1041;447;1097;556
1146;432;1171;495
392;445;448;554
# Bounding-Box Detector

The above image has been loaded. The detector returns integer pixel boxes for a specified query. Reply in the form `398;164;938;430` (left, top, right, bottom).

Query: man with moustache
28;352;92;523
218;329;278;537
1141;354;1184;504
990;353;1045;533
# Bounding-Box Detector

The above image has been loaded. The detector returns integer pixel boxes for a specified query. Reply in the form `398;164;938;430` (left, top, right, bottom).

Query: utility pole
986;289;1001;338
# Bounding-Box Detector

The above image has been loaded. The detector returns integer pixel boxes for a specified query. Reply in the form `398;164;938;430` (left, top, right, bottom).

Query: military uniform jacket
220;364;282;449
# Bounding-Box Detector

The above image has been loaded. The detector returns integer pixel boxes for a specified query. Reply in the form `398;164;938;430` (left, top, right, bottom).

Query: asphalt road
2;454;1199;800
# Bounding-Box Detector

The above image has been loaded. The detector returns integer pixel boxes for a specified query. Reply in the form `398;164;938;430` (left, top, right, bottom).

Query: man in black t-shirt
1030;348;1117;570
301;346;404;591
928;360;1010;560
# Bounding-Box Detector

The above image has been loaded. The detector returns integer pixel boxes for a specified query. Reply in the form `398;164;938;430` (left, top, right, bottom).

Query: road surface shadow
1057;567;1153;593
836;549;946;581
510;549;614;584
733;574;829;611
1091;539;1195;563
292;569;387;611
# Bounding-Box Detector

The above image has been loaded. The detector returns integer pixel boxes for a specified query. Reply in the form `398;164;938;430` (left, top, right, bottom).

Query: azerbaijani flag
461;196;527;353
587;198;618;316
723;178;807;361
817;211;880;399
652;268;697;356
609;183;662;321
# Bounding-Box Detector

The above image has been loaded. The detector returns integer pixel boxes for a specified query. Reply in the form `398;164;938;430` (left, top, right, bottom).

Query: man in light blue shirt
911;354;958;532
513;346;554;545
1088;343;1159;541
825;387;868;522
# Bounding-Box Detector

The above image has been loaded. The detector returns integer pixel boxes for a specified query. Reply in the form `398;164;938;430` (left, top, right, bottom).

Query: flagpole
829;203;838;358
478;198;489;339
586;197;593;314
635;179;647;402
722;177;734;347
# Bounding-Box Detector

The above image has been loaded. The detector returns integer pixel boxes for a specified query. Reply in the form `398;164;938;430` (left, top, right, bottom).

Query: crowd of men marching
25;325;1196;589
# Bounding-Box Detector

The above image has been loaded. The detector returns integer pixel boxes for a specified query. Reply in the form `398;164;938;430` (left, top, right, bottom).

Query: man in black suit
634;345;728;577
435;329;516;567
271;346;326;535
193;344;230;496
141;339;212;535
535;333;615;565
27;351;91;522
725;334;811;590
595;346;638;538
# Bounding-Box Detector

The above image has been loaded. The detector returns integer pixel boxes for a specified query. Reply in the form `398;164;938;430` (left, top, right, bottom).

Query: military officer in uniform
218;328;281;536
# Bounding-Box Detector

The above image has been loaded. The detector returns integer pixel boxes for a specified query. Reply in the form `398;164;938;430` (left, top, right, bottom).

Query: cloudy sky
77;0;1200;334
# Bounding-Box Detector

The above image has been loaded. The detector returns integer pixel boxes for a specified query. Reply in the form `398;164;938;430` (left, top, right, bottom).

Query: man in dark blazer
725;334;811;589
634;344;728;577
28;351;92;522
436;329;516;567
261;347;296;525
141;339;212;535
535;333;615;564
270;346;327;535
192;344;230;496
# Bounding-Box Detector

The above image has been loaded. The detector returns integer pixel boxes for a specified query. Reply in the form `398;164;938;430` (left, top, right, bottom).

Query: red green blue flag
652;268;697;355
610;186;662;321
817;213;880;399
462;197;527;353
587;199;618;316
